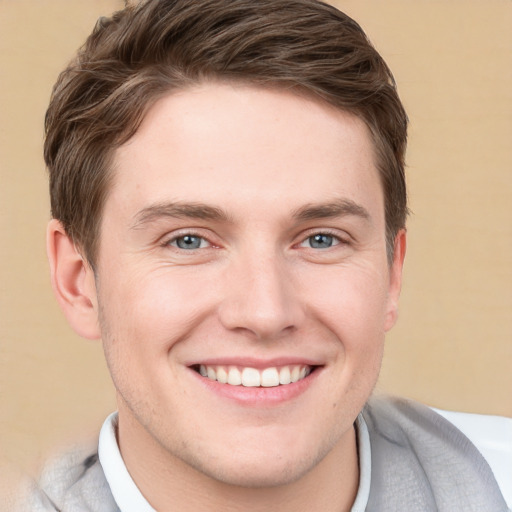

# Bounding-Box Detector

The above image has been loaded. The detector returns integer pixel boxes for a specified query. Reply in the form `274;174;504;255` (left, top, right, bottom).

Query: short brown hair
45;0;408;265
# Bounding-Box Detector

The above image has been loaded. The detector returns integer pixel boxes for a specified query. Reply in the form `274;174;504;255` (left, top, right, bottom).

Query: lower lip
190;368;321;406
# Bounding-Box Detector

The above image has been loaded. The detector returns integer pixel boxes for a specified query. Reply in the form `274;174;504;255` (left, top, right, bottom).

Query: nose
218;250;304;340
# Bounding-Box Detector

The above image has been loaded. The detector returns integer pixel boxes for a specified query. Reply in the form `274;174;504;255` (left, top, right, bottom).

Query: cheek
96;271;183;408
302;262;390;340
96;265;225;398
98;265;206;344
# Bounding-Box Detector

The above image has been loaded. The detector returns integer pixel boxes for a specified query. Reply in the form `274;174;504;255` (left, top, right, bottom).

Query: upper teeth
199;365;311;387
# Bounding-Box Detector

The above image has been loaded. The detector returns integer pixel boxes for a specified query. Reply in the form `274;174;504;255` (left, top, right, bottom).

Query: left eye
301;233;340;249
169;235;209;250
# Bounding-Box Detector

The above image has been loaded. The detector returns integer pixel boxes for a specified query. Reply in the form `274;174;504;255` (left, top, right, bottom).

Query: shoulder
433;407;512;509
26;443;119;512
362;396;510;511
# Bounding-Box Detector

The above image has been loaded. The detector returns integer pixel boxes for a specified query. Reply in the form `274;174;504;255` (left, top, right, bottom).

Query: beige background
1;0;511;493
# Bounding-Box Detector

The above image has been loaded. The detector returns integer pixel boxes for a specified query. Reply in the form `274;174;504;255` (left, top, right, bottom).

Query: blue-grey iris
309;234;334;249
176;235;203;249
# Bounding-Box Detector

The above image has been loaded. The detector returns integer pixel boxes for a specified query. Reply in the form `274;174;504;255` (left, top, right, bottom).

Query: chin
179;431;333;489
194;453;318;489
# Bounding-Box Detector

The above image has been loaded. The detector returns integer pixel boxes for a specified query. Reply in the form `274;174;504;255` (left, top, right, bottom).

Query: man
28;0;509;510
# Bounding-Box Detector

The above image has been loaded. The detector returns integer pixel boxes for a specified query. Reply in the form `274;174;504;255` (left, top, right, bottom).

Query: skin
48;83;406;511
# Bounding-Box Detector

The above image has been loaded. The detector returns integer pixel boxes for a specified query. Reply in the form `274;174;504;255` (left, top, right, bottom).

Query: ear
384;229;407;332
47;219;101;339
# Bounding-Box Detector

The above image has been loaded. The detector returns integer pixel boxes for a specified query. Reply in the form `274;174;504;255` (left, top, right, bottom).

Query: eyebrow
292;199;371;223
131;201;230;229
131;198;371;230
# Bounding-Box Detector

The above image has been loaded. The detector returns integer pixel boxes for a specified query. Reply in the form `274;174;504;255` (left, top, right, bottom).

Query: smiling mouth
193;364;315;387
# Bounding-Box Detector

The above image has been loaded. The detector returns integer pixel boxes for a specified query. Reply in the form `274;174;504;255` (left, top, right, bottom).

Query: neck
117;404;359;512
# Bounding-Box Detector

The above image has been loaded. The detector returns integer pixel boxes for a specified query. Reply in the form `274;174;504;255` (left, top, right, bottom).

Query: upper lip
186;357;324;369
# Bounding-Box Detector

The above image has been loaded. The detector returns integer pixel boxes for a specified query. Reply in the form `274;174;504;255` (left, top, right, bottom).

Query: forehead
108;83;382;223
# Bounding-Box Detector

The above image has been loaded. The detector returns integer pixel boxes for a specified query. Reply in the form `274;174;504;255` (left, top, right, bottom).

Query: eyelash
162;231;213;251
161;229;349;252
298;230;347;250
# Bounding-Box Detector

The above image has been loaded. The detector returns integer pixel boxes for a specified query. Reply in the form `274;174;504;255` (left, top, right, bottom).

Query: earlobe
47;219;101;340
384;229;407;332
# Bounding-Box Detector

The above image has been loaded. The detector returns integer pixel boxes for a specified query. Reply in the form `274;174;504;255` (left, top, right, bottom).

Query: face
88;83;404;487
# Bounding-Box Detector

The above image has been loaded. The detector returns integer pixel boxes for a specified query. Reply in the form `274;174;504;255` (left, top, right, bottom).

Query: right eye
167;234;210;250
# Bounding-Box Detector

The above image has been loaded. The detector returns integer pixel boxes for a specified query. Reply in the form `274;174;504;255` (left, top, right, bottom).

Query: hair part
45;0;408;266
